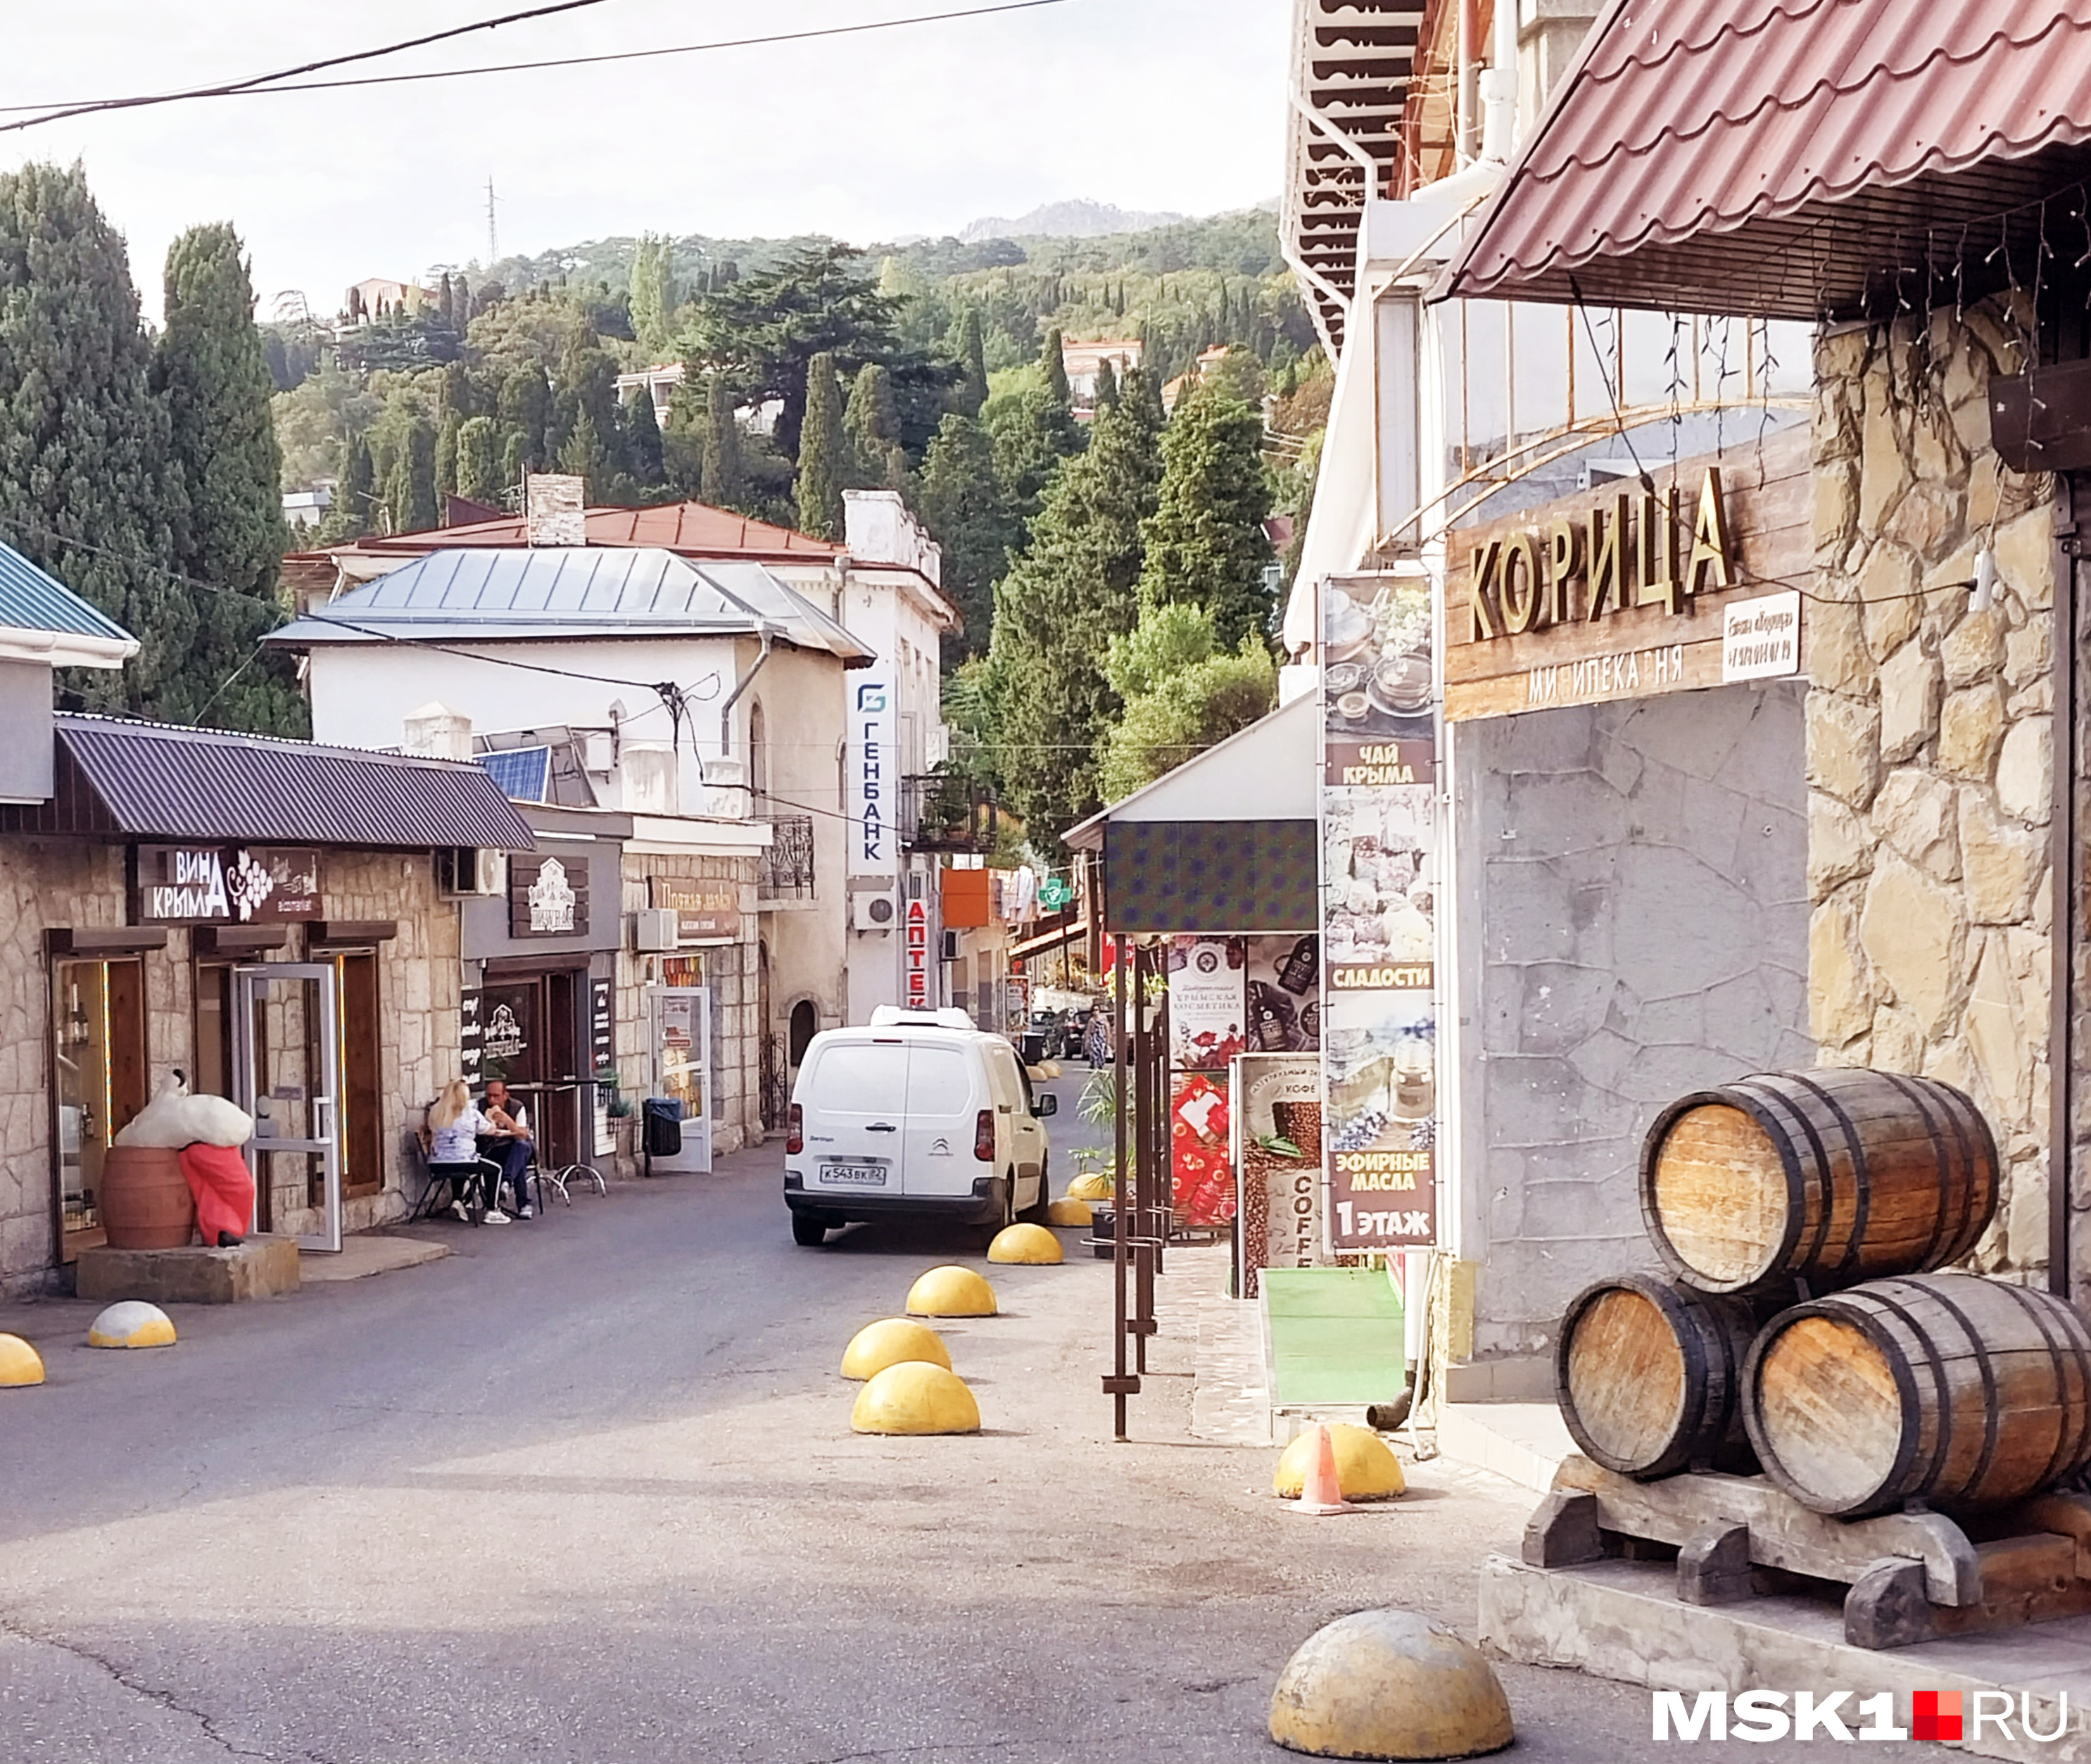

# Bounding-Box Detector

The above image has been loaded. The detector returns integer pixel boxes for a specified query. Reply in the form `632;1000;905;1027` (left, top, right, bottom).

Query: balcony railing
900;774;999;855
759;812;816;899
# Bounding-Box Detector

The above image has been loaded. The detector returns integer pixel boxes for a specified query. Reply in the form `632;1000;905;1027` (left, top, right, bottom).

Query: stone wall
617;852;764;1157
1806;301;2057;1281
1453;684;1814;1361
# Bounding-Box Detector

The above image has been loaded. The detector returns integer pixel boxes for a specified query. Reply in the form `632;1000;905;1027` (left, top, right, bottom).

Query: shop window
52;957;149;1259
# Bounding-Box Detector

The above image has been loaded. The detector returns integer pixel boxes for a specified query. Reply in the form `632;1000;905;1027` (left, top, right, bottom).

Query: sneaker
484;1209;511;1225
451;1200;469;1222
518;1205;535;1219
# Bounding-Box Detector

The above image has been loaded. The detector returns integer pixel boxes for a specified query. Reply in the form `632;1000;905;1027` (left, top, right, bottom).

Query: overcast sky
3;0;1289;322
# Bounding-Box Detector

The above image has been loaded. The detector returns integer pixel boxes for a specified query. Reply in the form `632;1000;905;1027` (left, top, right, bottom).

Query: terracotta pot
100;1146;196;1249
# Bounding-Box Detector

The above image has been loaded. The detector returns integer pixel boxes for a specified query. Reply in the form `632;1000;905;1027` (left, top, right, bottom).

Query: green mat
1263;1266;1407;1406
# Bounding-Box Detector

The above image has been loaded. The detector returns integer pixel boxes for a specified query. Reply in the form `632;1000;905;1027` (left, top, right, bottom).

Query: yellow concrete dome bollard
1045;1197;1095;1228
1270;1608;1513;1760
906;1266;998;1317
0;1334;45;1387
1275;1423;1407;1502
987;1223;1063;1265
850;1361;981;1435
1066;1171;1113;1202
87;1302;177;1349
840;1318;952;1381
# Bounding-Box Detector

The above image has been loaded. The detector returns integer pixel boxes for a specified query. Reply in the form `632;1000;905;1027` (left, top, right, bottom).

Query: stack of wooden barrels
1555;1069;2091;1517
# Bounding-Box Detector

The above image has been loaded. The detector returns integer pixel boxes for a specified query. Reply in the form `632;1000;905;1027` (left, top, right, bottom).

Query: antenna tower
486;177;500;267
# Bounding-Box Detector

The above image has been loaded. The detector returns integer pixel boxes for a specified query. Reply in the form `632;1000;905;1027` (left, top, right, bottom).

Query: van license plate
821;1162;887;1186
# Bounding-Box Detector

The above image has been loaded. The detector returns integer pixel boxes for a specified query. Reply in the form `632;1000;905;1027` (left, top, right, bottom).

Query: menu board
1320;574;1439;1252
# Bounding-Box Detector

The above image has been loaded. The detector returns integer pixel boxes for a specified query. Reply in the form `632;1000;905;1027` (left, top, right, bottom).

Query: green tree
625;386;664;484
1093;355;1120;412
700;374;745;509
322;433;375;540
914;412;1013;662
497;367;552;470
985;371;1165;848
1040;325;1073;407
953;305;989;416
455;415;503;504
844;362;906;489
499;429;531;493
557;409;607;496
0;165;190;719
551;320;622;475
1097;601;1275;800
434;412;460;500
796;351;845;539
1137;388;1275;648
628;232;676;354
382;415;438;533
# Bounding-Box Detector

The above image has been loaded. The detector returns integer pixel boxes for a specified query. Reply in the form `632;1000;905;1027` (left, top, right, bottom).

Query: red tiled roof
1442;0;2091;319
290;502;840;571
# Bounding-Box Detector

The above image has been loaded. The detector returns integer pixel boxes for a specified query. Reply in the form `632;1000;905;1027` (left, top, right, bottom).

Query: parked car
784;1007;1057;1247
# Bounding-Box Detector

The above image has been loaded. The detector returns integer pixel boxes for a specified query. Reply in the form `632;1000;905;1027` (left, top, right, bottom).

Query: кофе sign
134;845;322;924
1444;432;1812;722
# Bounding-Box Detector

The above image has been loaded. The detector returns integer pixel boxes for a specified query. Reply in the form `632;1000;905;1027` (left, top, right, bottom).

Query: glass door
648;986;713;1173
232;964;344;1253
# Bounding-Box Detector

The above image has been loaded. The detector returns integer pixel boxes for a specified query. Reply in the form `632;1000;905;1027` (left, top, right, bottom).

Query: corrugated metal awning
1440;0;2091;318
0;716;536;850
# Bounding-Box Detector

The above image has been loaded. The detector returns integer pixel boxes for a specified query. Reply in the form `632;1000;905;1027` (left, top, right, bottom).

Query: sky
1;0;1290;322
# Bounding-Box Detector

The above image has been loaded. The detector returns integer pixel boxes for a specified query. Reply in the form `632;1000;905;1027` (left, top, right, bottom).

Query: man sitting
479;1080;536;1221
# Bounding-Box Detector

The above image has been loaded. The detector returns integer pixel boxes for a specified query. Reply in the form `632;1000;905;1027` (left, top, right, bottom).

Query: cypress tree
557;409;606;497
915;412;1013;663
384;415;438;533
985;370;1165;847
1094;355;1120;412
1040;325;1073;407
498;367;552;470
954;306;990;417
700;374;745;508
844;362;906;489
327;434;374;539
435;412;461;500
1137;389;1275;649
499;429;531;495
796;350;845;540
625;386;664;484
0;165;188;719
455;416;503;504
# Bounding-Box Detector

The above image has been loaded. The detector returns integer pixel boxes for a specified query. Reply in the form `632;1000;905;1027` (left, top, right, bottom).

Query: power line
0;0;628;130
0;1;1087;131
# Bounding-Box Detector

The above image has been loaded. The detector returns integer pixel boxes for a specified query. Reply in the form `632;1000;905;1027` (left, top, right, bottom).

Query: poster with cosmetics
1320;574;1440;1254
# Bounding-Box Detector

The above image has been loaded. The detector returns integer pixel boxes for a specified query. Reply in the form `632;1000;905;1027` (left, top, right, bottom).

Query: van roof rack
867;1005;975;1030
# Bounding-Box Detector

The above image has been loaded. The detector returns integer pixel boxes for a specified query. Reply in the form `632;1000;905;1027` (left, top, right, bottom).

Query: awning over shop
1439;1;2091;319
1065;693;1320;935
0;714;536;850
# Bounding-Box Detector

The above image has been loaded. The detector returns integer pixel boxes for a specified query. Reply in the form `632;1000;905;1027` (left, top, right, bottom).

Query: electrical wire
0;0;1089;132
0;0;630;130
293;605;721;696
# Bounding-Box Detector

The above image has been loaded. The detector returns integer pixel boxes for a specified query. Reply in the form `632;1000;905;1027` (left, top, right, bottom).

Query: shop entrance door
648;986;713;1173
232;964;344;1253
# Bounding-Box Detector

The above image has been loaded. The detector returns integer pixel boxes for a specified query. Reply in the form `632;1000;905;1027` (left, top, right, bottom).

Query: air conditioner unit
436;846;505;897
633;907;680;952
852;889;899;932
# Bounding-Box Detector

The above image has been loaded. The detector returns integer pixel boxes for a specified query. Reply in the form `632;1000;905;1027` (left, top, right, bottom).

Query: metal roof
0;540;136;644
1441;0;2091;318
286;500;841;571
0;715;536;850
265;546;874;664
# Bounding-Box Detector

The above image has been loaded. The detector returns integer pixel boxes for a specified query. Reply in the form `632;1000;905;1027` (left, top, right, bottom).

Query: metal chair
405;1133;502;1224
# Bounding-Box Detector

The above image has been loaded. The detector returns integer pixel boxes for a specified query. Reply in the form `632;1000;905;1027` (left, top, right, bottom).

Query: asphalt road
0;1073;1928;1763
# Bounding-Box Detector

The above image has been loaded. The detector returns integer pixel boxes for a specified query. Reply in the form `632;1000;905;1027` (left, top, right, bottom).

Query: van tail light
787;1103;803;1157
975;1109;996;1162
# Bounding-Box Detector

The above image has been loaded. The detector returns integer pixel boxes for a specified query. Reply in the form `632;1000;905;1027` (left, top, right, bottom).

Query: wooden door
338;953;382;1199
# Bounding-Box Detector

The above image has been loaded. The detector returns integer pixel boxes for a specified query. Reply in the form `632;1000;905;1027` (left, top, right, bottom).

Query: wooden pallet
1527;1454;2091;1649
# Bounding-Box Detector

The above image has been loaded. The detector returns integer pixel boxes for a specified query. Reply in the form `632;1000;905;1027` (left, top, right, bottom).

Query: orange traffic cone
1289;1423;1356;1516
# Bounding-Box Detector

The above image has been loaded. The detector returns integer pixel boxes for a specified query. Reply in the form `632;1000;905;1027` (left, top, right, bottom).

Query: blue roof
267;546;872;663
481;745;552;804
0;540;137;645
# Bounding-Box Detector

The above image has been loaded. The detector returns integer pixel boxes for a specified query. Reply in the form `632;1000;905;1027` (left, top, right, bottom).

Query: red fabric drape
178;1143;255;1246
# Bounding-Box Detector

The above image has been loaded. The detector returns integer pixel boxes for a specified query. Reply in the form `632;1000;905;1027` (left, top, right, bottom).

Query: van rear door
899;1037;985;1198
802;1038;908;1200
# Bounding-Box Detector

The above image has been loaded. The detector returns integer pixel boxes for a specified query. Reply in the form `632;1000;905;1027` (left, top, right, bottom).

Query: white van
784;1007;1057;1245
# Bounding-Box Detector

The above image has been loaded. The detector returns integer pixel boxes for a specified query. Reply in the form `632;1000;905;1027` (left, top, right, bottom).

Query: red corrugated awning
1440;0;2091;319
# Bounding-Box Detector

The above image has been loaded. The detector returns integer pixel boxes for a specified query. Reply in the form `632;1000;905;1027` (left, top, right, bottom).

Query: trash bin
642;1097;683;1162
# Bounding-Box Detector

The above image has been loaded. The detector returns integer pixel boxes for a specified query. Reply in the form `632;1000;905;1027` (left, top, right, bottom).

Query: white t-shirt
430;1104;488;1164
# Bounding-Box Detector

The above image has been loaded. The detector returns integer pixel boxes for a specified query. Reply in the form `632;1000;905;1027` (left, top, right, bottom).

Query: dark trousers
479;1136;534;1214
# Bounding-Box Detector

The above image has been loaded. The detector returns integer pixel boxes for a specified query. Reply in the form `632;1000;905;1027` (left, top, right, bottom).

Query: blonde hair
429;1079;472;1130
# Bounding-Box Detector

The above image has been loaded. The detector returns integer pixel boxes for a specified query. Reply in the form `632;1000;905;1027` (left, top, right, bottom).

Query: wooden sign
1443;431;1811;722
648;874;740;944
510;854;588;938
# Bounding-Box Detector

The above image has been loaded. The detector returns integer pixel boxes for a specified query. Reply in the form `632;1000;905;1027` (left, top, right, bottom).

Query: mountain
959;200;1187;243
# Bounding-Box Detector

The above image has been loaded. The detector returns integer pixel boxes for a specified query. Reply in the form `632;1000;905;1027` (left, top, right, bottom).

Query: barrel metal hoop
1828;1284;1942;1513
1999;1282;2091;1492
1873;1070;1965;1270
1911;1278;2004;1504
1930;1081;1998;1265
1775;1071;1874;1275
1638;1088;1806;1290
1734;1077;1838;1280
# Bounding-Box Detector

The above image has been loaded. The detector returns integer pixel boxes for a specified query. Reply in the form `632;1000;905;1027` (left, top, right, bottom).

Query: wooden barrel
1639;1069;1997;1295
1555;1274;1778;1479
99;1146;196;1249
1744;1273;2091;1516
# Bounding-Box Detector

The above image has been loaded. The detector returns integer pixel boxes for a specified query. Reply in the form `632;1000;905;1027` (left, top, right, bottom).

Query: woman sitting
428;1079;510;1223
